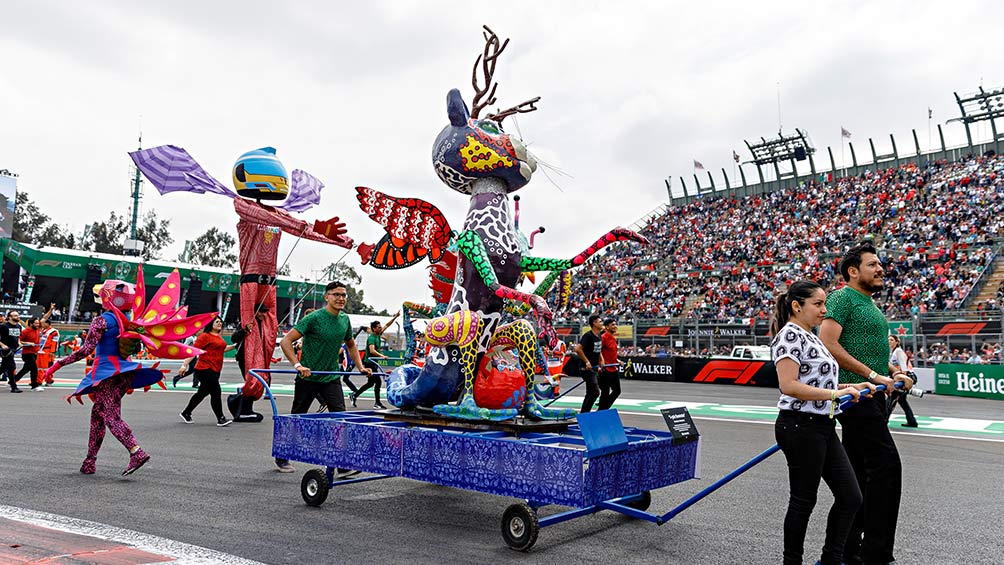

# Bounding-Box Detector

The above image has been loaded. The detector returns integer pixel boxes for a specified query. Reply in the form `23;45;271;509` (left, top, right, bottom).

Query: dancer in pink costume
46;267;216;475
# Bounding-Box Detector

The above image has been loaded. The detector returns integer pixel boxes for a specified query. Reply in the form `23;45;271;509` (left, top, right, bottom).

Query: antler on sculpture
487;96;541;123
470;25;508;119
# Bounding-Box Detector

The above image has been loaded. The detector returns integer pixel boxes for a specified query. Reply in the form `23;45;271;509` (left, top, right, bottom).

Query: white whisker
538;166;567;193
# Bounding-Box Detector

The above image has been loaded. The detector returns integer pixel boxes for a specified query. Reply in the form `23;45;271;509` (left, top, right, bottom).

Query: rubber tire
625;491;652;512
501;502;539;552
301;468;330;507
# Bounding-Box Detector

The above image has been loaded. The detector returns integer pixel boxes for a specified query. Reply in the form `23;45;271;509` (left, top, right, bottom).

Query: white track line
617;411;1004;443
0;505;266;565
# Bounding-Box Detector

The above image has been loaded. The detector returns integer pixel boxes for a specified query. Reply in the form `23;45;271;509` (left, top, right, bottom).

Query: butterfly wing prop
355;186;453;270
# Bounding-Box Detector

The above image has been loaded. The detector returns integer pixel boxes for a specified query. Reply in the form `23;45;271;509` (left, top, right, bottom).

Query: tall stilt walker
129;145;354;422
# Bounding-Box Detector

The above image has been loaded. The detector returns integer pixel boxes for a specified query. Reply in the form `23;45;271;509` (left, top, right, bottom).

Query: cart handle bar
246;368;389;420
654;381;903;524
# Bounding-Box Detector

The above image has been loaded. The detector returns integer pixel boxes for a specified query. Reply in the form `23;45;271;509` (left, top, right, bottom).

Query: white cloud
0;0;998;312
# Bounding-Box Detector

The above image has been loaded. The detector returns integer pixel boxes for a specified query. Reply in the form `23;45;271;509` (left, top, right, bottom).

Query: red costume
233;198;352;400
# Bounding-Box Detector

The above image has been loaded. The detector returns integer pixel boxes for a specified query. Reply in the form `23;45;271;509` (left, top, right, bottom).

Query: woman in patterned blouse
770;280;875;565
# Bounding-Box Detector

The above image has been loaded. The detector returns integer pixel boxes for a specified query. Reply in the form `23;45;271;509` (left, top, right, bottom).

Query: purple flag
279;169;324;213
129;145;237;198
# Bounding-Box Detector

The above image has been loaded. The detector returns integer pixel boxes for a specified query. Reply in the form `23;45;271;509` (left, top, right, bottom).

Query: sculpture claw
523;396;576;421
433;395;517;421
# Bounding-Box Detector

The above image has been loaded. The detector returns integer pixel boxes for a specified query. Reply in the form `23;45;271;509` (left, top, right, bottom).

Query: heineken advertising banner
935;363;1004;401
888;320;912;338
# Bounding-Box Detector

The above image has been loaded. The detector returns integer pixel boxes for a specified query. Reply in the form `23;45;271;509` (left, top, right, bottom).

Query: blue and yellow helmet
232;147;289;200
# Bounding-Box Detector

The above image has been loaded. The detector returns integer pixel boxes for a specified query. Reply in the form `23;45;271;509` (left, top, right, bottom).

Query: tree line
12;192;386;315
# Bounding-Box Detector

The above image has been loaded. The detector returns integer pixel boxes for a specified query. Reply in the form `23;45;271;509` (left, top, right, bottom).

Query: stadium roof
1;239;328;300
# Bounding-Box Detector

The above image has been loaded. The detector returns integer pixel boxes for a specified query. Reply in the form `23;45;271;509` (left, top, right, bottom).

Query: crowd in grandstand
557;154;1004;323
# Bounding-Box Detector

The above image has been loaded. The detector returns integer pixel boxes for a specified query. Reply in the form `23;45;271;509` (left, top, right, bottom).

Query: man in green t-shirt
820;241;914;565
275;281;370;473
351;311;399;409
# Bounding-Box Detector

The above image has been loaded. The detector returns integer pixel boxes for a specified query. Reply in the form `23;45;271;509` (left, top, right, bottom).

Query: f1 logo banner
675;357;778;388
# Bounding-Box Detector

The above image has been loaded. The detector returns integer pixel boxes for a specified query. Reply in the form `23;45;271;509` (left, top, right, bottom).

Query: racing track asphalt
1;364;1001;564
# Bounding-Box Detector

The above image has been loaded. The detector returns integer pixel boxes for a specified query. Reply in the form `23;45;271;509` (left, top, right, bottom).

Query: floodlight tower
744;128;816;187
952;86;1004;151
124;133;145;257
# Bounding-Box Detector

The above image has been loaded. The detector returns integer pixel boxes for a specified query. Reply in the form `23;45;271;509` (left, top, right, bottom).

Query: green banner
935;363;1004;401
888;320;913;338
0;239;328;300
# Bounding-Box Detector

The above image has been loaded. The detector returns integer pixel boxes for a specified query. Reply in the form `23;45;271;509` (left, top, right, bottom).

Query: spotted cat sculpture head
432;90;537;194
431;26;539;195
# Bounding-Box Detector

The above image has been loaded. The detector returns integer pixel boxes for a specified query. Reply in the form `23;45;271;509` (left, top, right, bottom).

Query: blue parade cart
251;370;705;550
250;369;889;551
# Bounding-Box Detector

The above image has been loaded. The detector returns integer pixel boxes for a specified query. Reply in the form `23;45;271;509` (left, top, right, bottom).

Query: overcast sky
1;0;998;312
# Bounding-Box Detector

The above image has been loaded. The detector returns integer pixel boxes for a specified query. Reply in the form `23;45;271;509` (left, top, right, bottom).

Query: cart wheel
501;502;539;552
301;469;329;507
625;491;652;512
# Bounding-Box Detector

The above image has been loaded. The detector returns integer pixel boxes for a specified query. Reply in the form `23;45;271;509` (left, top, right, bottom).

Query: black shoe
217;416;232;427
172;374;183;388
10;387;22;393
374;402;387;409
350;393;358;408
226;393;241;418
180;412;193;424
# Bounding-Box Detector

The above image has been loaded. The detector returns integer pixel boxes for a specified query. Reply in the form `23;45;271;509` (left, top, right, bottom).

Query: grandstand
554;85;1004;364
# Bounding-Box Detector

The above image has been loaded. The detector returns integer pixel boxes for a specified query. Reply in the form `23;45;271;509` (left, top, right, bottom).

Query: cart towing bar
606;381;906;525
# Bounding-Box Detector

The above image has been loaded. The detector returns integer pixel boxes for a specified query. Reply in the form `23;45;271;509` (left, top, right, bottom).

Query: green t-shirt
825;286;890;384
366;333;382;359
293;308;352;382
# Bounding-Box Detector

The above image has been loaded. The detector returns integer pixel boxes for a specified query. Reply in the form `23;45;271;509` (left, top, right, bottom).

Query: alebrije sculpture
355;26;648;421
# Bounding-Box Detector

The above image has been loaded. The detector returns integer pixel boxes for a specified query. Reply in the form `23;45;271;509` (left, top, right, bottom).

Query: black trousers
182;369;223;419
578;368;600;413
291;378;345;415
2;354;17;388
597;370;621;411
836;394;902;563
888;391;918;426
355;360;382;402
14;353;38;388
776;410;862;565
276;379;346;466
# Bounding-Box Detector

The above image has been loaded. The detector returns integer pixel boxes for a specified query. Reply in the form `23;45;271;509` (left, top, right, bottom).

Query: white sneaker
31;386;44;392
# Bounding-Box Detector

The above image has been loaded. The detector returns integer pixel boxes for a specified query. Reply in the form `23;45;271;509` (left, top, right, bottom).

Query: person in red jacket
178;316;236;426
598;318;622;410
